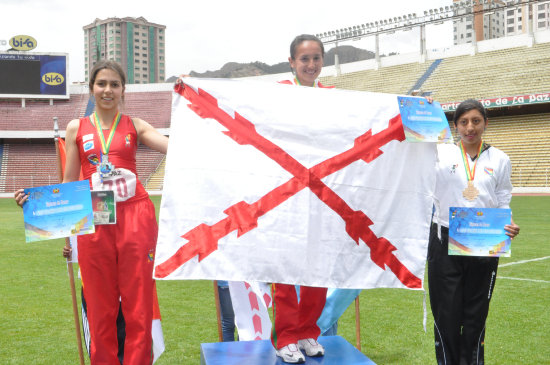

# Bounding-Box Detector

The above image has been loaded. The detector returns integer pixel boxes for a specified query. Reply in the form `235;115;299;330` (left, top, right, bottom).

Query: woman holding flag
428;99;519;365
270;34;332;364
272;34;436;363
16;60;169;364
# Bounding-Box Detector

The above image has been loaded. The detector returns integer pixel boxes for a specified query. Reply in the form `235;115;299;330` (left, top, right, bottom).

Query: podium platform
200;335;376;365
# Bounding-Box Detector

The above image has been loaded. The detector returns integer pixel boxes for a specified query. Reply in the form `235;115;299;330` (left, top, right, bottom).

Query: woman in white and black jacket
428;99;520;365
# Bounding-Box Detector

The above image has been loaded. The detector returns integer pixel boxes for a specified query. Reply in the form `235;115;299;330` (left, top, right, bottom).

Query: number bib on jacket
91;168;137;202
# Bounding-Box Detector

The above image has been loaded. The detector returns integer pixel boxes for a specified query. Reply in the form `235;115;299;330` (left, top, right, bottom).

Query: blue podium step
200;335;376;364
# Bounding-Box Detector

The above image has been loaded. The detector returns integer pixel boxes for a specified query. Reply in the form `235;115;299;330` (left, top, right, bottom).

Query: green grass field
0;196;548;364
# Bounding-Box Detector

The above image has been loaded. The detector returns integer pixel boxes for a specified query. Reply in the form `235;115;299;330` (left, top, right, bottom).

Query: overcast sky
1;0;453;83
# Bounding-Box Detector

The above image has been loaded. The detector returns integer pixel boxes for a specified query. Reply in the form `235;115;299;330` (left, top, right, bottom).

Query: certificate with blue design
448;207;511;257
397;96;453;143
23;181;94;242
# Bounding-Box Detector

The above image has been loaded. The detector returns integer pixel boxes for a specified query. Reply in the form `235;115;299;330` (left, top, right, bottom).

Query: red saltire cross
155;83;422;288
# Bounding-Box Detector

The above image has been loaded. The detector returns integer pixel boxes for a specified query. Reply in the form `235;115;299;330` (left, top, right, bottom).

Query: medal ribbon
91;111;122;155
459;140;484;182
293;77;319;87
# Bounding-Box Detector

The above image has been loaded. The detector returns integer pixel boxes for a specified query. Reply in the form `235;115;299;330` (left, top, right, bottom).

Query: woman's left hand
14;189;28;208
504;218;520;239
62;245;72;259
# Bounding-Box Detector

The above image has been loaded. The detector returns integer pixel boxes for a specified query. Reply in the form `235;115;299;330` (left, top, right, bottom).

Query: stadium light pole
472;6;478;52
314;0;546;70
419;23;426;62
375;33;380;69
533;4;537;36
335;41;341;76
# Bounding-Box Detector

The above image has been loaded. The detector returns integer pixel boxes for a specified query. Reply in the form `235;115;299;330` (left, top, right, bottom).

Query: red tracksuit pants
78;197;157;365
271;283;327;349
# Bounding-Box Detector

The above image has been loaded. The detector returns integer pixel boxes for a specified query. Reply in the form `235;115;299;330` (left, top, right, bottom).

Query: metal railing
0;175;60;192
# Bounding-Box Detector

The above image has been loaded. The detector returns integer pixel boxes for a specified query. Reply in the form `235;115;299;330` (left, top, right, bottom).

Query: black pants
217;285;236;342
427;223;499;365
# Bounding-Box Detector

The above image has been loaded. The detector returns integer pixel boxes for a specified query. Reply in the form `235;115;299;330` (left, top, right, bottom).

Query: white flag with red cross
153;78;435;290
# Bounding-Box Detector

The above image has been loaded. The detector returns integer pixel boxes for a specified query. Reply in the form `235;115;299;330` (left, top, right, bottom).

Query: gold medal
462;181;480;201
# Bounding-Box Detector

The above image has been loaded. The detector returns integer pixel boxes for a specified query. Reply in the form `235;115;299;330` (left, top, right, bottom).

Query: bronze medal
459;140;484;201
462;181;479;201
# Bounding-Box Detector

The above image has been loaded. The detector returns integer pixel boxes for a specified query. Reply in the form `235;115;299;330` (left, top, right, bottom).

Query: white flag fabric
69;235;78;263
151;319;165;363
154;78;435;290
228;281;272;341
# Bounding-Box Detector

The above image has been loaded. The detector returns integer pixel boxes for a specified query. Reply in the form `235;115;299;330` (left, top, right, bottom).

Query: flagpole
213;280;224;341
54;117;86;365
355;296;361;351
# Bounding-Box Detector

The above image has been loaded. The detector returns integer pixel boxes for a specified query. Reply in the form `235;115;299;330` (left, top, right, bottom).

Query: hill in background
166;45;375;82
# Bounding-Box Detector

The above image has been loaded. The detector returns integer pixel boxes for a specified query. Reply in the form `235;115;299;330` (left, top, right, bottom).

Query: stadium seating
320;43;550;103
320;42;550;188
136;145;165;189
0;140;166;193
444;113;550;187
481;113;550;187
2;40;549;192
0;141;59;193
321;62;432;94
421;43;550;102
0;94;88;132
0;90;172;132
120;91;172;129
144;158;166;190
0;87;173;193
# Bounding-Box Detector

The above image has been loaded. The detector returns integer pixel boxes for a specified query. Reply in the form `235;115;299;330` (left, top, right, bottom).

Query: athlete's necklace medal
463;181;480;200
293;77;319;87
92;111;121;181
459;140;483;201
98;154;114;178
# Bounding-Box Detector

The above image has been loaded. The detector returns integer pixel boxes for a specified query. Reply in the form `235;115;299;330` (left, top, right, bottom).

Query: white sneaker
275;343;305;363
298;338;325;357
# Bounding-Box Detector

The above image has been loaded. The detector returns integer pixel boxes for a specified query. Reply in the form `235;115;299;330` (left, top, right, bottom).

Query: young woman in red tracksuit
271;34;332;364
62;60;167;364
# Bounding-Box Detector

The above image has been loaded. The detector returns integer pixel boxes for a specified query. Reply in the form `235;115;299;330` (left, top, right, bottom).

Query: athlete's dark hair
88;60;127;92
289;34;325;60
453;99;487;126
